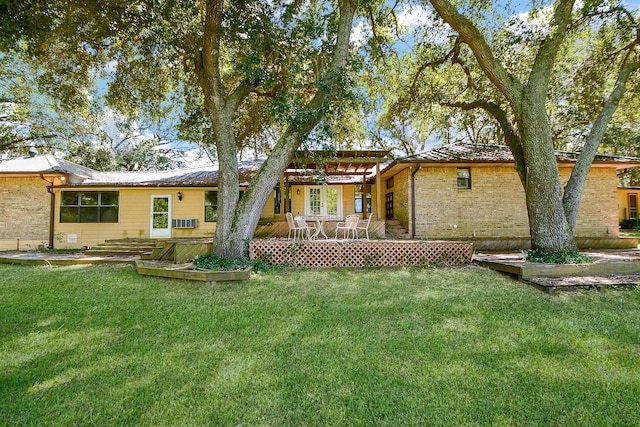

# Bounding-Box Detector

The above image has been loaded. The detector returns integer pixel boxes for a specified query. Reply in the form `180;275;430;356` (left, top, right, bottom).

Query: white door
150;195;172;238
305;186;342;218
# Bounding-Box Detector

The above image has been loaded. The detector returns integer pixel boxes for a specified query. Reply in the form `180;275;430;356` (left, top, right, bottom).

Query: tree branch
527;0;576;104
442;99;526;183
428;0;523;105
367;5;387;64
563;59;640;228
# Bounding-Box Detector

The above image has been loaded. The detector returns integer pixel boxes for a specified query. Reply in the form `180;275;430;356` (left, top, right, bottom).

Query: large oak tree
2;0;363;258
381;0;640;253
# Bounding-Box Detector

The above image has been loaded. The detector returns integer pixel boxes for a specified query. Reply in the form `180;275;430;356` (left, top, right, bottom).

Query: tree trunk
202;0;358;259
518;98;577;252
219;135;301;257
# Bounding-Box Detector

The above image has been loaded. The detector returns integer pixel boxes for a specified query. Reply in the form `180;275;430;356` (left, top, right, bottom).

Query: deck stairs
83;239;157;257
385;219;411;239
140;241;176;261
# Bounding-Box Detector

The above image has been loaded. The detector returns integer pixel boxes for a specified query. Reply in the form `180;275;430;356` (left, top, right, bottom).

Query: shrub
193;255;278;272
193;255;252;271
619;219;640;230
526;249;592;264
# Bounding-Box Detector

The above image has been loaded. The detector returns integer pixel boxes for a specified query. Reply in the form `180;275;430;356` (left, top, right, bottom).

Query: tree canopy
2;0;639;255
2;0;368;257
363;0;639;252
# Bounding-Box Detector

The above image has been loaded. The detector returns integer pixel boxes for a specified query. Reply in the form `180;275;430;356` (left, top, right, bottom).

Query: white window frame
305;185;343;218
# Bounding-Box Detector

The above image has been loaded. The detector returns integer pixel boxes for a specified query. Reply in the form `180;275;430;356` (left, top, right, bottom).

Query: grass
1;263;639;426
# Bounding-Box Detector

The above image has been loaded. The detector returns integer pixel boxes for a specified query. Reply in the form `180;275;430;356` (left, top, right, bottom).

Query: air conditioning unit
172;218;198;229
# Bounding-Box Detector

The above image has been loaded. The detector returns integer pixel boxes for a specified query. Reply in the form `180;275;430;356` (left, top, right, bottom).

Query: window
386;177;394;189
205;191;218;222
457;168;471;189
60;191;119;223
355;184;372;213
274;186;282;214
629;193;638;219
205;190;244;221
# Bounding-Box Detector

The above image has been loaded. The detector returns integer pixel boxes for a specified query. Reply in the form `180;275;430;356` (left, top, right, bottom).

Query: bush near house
620;218;640;230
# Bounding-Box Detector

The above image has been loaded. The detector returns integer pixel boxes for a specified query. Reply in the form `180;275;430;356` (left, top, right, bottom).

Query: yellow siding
618;188;639;222
342;184;355;216
54;187;219;248
261;190;278;220
48;181;405;247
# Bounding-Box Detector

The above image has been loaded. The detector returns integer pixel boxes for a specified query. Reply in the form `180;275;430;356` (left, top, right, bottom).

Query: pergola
283;150;391;220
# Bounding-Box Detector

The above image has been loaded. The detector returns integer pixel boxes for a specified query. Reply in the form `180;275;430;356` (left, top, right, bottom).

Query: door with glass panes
305;186;342;218
150;195;172;238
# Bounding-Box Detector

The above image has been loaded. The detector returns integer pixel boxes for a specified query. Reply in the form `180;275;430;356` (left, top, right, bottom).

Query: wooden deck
475;250;640;294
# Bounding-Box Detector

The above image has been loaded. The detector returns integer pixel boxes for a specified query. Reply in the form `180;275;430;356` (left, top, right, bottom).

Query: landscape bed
135;260;252;284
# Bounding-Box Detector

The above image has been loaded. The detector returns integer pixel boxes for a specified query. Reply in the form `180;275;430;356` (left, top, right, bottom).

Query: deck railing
249;239;473;268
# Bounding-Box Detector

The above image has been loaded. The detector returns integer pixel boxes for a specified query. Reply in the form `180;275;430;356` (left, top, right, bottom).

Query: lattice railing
249;239;473;267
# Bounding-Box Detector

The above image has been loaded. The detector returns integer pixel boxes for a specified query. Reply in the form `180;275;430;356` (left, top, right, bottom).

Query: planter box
135;260;252;284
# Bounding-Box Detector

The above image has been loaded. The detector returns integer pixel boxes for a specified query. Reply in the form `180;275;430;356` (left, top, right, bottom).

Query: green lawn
1;264;639;426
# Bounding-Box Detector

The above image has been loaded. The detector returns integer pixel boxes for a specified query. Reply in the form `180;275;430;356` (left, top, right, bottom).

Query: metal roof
0;154;95;177
67;161;262;187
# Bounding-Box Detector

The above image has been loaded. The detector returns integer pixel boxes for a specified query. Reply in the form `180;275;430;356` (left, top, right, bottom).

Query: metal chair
335;214;359;239
294;216;317;240
286;212;306;241
356;215;372;240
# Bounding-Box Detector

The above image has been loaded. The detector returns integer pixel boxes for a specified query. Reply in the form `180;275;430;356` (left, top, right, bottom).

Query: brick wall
571;167;618;236
387;168;411;230
409;165;618;239
0;177;50;243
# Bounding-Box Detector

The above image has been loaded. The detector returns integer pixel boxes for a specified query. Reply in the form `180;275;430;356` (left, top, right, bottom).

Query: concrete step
104;238;156;245
90;244;156;251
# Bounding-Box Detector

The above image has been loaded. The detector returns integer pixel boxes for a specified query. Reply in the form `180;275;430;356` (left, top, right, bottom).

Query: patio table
303;215;337;239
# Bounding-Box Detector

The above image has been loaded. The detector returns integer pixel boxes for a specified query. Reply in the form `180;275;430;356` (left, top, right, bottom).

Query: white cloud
350;19;371;47
396;4;432;30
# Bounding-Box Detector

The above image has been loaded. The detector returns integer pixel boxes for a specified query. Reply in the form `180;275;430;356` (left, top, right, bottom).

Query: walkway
0;251;139;266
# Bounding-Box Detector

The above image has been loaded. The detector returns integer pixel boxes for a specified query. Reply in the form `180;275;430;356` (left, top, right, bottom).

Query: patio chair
286;212;306;241
294;216;317;240
356;215;372;240
335;214;359;239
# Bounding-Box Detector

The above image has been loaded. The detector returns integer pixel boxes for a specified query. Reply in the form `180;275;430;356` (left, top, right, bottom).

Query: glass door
305;186;342;218
385;192;394;219
150;195;172;238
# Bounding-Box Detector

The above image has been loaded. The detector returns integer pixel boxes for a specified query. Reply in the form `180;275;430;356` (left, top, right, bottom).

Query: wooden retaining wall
469;236;638;251
249;239;473;267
